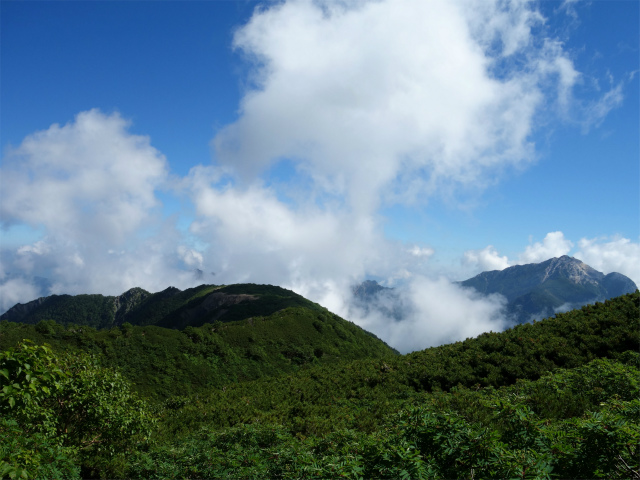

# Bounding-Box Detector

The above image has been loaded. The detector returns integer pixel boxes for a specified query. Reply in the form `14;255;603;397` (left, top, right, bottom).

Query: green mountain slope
2;292;638;479
161;291;639;437
0;299;396;401
1;283;333;330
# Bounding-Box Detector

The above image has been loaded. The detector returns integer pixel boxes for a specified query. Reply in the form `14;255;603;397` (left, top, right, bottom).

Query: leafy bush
0;342;154;478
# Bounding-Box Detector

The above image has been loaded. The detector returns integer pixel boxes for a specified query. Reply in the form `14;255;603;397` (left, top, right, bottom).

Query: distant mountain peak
460;256;637;324
352;280;389;300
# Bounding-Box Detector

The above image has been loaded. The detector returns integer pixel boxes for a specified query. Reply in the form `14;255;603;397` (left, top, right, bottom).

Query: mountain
351;280;407;321
0;283;330;329
0;283;397;400
3;285;639;479
460;255;637;324
352;279;390;300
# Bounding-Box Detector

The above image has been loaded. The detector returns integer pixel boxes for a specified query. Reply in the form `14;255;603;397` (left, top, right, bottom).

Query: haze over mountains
3;255;636;355
352;256;637;328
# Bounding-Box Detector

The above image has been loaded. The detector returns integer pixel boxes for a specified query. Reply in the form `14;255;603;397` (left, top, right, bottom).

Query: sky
1;0;638;353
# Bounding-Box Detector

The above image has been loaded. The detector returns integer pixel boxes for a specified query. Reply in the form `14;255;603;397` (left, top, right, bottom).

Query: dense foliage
0;305;395;401
0;342;154;479
130;356;640;479
0;291;638;479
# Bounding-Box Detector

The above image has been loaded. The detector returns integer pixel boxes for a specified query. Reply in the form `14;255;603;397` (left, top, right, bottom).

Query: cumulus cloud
213;0;580;212
575;236;640;286
518;231;574;264
177;246;204;269
184;165;387;290
1;109;167;244
0;1;628;353
464;245;510;272
0;111;201;298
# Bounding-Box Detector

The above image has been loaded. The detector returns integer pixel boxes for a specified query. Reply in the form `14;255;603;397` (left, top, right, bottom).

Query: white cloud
0;276;41;314
177;246;204;269
575;236;640;286
0;110;203;299
518;231;574;264
213;0;578;213
580;82;624;132
185;166;385;287
408;246;435;259
349;276;508;353
1;109;168;245
464;245;511;272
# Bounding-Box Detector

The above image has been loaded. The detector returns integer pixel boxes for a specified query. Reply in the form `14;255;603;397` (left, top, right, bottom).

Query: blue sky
1;0;638;351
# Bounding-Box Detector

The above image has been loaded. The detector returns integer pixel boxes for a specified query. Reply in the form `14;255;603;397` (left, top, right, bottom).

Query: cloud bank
214;0;564;211
0;0;634;352
0;110;200;309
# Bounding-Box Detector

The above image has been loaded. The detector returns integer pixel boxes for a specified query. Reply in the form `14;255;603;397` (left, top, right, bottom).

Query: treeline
1;292;639;479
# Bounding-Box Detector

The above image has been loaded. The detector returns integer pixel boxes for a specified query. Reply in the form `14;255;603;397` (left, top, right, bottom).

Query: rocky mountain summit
460;255;637;324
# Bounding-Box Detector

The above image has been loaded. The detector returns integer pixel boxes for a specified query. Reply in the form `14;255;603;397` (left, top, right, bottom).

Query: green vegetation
0;283;336;330
0;304;395;401
1;290;638;479
0;294;119;329
130;357;639;479
1;342;153;479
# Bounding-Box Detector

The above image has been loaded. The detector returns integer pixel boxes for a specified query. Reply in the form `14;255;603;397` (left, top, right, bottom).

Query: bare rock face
539;256;601;285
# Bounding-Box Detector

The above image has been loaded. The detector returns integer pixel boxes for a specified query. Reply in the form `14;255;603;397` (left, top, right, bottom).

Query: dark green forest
1;288;638;479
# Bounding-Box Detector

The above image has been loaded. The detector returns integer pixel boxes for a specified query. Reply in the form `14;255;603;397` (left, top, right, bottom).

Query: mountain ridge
0;283;323;330
460;255;637;323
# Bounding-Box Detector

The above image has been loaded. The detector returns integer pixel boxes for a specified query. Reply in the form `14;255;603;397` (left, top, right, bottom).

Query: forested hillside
0;306;395;401
1;291;638;479
0;284;334;330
